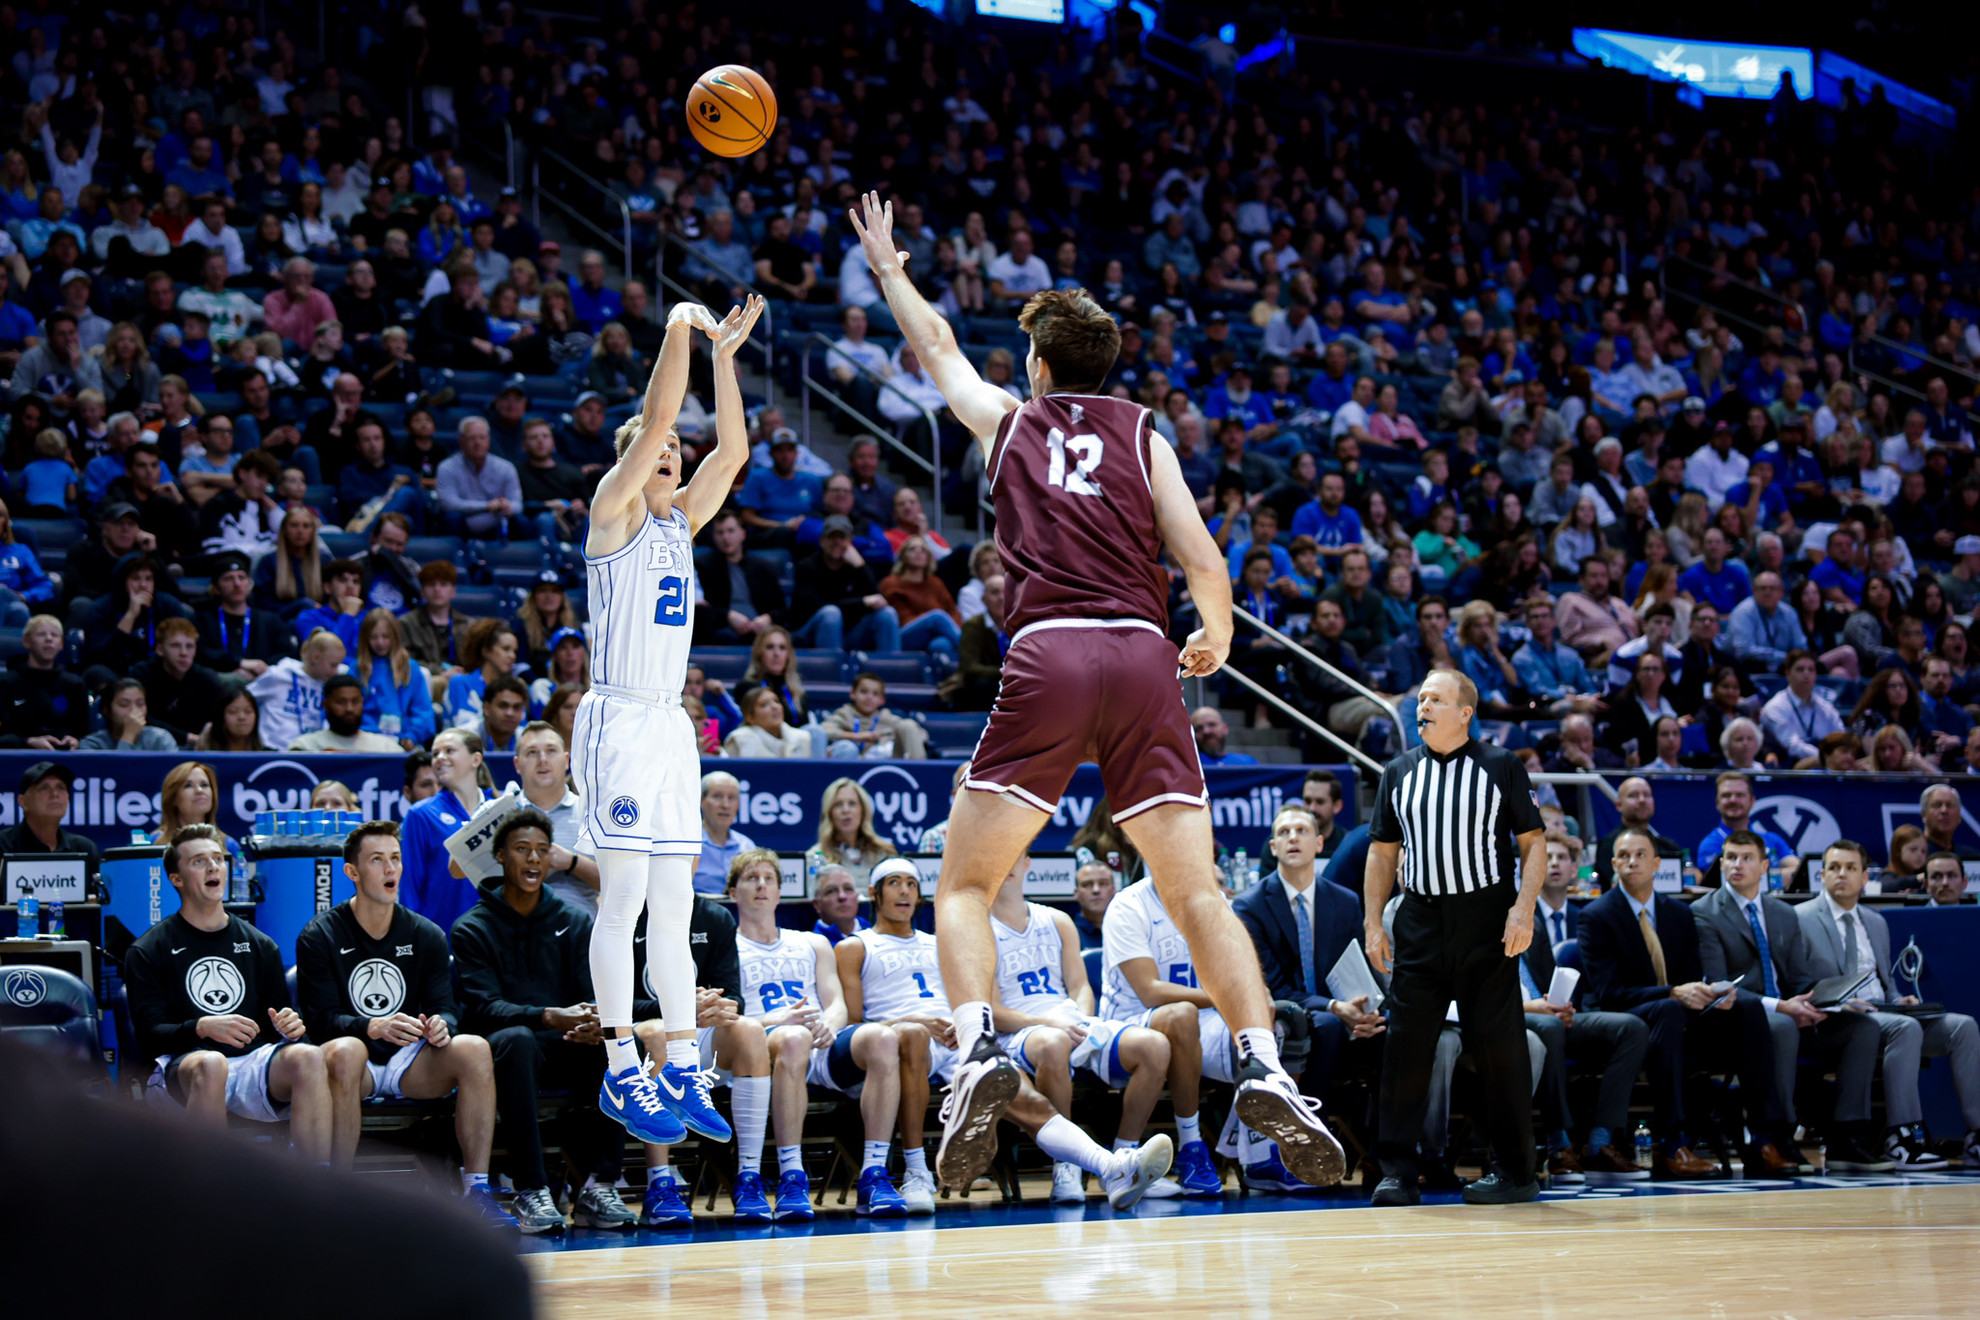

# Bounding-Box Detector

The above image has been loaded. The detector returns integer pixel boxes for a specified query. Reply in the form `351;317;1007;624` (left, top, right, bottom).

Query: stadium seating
0;966;101;1072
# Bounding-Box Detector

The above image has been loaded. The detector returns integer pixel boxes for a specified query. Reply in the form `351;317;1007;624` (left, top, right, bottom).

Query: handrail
1230;604;1400;720
1218;663;1384;774
654;229;774;377
798;333;949;539
529;148;634;285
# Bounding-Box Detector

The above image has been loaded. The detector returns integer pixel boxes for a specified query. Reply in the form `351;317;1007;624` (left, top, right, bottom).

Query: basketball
686;64;777;158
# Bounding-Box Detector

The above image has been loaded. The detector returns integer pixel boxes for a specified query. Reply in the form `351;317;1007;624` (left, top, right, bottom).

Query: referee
1365;670;1547;1205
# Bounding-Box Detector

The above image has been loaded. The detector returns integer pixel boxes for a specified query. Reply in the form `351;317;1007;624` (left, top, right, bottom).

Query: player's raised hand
1178;626;1229;678
666;300;721;333
848;191;909;276
710;294;766;360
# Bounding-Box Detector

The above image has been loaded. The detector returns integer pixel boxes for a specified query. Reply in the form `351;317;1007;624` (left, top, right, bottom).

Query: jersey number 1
1045;427;1104;496
652;575;687;627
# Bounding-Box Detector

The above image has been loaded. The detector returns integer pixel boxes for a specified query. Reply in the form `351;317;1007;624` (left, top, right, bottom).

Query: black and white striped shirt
1371;739;1544;896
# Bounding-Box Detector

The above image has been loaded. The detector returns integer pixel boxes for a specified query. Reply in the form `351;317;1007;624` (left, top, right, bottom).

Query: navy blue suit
1235;871;1371;1091
1577;887;1778;1146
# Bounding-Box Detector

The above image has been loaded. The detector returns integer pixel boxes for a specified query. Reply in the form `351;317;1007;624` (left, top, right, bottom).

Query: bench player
123;825;334;1163
295;820;513;1227
579;293;764;1145
729;847;909;1219
839;858;1172;1211
989;852;1224;1201
850;194;1340;1189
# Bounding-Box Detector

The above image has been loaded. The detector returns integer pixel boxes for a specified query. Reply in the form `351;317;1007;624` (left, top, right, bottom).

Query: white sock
644;854;698;1047
1235;1027;1282;1072
732;1075;770;1172
1112;1138;1136;1153
954;1001;993;1059
605;1036;641;1075
647;1165;674;1187
461;1170;489;1192
590;851;648;1031
903;1144;929;1175
778;1146;805;1176
1036;1114;1112;1178
863;1140;891;1172
1176;1111;1203;1147
664;1038;700;1068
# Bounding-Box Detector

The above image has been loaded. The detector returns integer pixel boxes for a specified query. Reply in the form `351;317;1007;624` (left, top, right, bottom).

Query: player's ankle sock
605;1036;641;1075
664;1038;700;1069
1587;1126;1613;1153
863;1141;892;1173
647;1165;674;1188
1235;1028;1282;1073
954;1001;993;1059
778;1146;805;1177
1112;1139;1136;1153
903;1145;929;1176
1175;1111;1203;1147
1036;1114;1112;1178
461;1170;490;1193
732;1075;770;1172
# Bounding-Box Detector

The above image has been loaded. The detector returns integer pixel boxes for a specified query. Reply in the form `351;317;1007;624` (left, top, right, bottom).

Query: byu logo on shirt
349;959;406;1016
186;956;246;1013
645;537;689;574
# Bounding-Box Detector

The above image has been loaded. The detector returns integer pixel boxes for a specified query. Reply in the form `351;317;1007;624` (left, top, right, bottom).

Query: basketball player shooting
580;293;765;1146
848;194;1344;1189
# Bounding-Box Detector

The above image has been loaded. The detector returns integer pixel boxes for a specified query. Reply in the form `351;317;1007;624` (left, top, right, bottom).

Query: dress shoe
1743;1142;1802;1176
1419;1152;1463;1190
1652;1146;1718;1179
1370;1176;1421;1207
1582;1145;1650;1181
1546;1148;1585;1184
1824;1135;1895;1173
1460;1170;1541;1204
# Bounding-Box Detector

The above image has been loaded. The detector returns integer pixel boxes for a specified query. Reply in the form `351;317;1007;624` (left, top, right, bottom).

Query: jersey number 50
652;575;687;627
1045;427;1104;496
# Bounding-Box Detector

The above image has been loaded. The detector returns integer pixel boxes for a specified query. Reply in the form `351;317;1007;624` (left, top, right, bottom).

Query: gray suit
1695;886;1879;1124
1797;895;1980;1132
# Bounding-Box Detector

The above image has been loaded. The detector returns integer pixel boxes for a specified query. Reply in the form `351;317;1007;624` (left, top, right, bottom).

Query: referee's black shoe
1370;1176;1421;1207
1459;1168;1542;1205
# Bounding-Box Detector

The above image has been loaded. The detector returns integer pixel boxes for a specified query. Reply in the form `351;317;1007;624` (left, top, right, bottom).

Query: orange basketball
686;64;778;158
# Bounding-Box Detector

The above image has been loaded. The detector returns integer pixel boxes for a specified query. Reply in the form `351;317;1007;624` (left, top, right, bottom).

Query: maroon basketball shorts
964;619;1208;821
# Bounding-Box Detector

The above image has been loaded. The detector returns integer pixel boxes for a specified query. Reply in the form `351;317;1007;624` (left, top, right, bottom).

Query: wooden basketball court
528;1182;1980;1318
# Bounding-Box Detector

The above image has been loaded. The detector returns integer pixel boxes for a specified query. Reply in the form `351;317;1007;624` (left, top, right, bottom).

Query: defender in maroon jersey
850;192;1344;1193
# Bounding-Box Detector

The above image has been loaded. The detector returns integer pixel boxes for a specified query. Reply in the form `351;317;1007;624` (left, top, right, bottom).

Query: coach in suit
1521;912;1649;1180
1694;830;1887;1171
1800;839;1980;1170
1579;825;1787;1178
1237;803;1385;1099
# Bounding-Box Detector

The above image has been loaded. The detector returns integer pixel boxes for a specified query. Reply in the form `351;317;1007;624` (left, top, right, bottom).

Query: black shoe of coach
1370;1176;1421;1207
1459;1170;1541;1205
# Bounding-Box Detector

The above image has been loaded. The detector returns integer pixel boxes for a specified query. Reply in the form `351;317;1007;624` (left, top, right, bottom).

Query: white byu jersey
855;927;948;1019
737;929;821;1019
586;506;695;692
993;902;1080;1020
1098;880;1202;1022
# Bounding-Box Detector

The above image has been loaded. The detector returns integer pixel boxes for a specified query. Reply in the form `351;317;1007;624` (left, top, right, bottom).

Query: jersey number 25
652;575;687;626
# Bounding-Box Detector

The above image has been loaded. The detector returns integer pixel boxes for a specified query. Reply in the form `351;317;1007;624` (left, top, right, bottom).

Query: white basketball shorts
572;689;701;857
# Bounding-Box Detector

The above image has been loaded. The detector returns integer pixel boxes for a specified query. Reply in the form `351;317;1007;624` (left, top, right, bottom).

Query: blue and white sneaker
462;1183;520;1229
639;1172;694;1229
1173;1140;1225;1196
655;1062;734;1140
730;1170;773;1223
774;1170;816;1222
600;1066;687;1144
855;1165;908;1217
1241;1149;1321;1193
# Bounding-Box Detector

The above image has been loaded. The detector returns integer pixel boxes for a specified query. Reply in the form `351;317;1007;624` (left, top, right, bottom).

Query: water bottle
1232;850;1250;890
1767;861;1783;894
1633;1121;1653;1170
806;851;821;894
1576;862;1595;895
16;893;38;938
1813;1137;1827;1175
47;901;65;937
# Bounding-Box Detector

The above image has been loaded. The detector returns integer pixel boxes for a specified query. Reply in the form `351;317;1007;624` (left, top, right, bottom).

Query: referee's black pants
1377;884;1535;1183
487;1026;626;1192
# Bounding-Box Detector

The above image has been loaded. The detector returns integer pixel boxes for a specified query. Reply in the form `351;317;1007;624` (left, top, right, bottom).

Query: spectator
1921;783;1979;860
1511;596;1600;711
808;778;900;886
1288;597;1390;745
252;505;328;615
822;672;930;760
444;619;522;732
695;509;787;645
810;863;871;946
352;608;436;748
694;770;757;896
1557;556;1640;663
436;417;524;539
723;684;811;758
568;251;622;332
876;535;962;657
509;573;579;674
1725;571;1804;674
1694;772;1799;878
1760;650;1846;765
738;432;824;546
131;617;227;745
1590;777;1683;890
753;213;817;302
450;808;642;1234
294;559;370;657
846;439;899;530
792;517;897;651
1290;472;1364;571
956;542;1003;622
0;614;87;750
248;628;348;752
194;551;294;678
78;676;179;751
941;573;1007;712
78;552;192;675
526;629;589;713
472;675;530;755
1319;549;1392;656
1605;602;1687;693
1191;705;1258;768
290;675;403;753
261;259;335;344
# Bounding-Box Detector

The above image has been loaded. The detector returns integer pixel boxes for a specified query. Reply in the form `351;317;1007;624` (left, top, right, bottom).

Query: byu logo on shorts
3;968;48;1007
611;796;641;828
348;959;406;1016
186;956;246;1013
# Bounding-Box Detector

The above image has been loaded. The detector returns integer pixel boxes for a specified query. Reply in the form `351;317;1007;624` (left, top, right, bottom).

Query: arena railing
1215;662;1385;773
528;146;635;285
652;230;776;379
1224;604;1404;774
798;331;998;541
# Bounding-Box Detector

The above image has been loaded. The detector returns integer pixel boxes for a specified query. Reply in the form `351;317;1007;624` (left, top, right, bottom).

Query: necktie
1841;910;1861;985
1745;901;1780;999
1294;892;1316;997
1518;956;1540;1002
1550;910;1566;947
1638;908;1669;985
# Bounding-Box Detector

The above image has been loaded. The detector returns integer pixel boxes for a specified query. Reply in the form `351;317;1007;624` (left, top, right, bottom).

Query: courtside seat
0;965;99;1071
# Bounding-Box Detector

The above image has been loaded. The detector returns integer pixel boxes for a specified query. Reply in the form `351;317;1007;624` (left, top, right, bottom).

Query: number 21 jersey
987;394;1171;635
587;506;694;693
